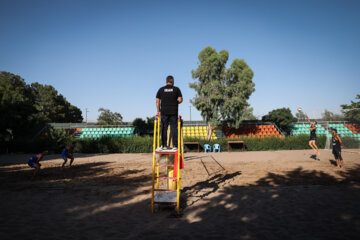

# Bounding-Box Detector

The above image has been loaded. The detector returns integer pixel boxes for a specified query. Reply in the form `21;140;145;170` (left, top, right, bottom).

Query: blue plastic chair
204;144;211;153
213;144;220;152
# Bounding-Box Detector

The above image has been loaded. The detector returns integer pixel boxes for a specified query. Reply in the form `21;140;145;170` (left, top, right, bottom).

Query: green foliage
341;137;360;149
31;82;83;123
0;71;83;144
222;59;256;126
0;72;36;137
77;136;153;153
321;109;343;121
97;108;123;125
6;134;359;154
262;108;297;135
295;111;306;121
6;128;72;154
189;46;255;128
341;94;360;122
146;117;155;130
67;105;83;123
132;118;147;132
184;135;327;152
132;116;155;133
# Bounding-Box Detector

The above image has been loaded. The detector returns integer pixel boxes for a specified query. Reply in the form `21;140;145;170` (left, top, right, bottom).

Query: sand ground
1;149;360;240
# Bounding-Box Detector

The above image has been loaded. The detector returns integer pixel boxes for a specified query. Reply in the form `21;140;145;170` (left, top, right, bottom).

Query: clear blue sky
1;0;359;122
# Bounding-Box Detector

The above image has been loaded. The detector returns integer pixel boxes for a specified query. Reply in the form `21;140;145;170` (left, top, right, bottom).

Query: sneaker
156;146;164;152
162;146;168;150
172;147;178;151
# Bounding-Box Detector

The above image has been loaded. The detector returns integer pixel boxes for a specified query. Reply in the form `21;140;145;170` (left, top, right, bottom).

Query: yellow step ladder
151;115;184;213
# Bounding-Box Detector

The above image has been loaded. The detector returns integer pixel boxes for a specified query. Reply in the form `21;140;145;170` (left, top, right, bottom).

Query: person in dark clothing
305;113;320;158
28;150;48;177
331;129;344;168
156;75;183;150
61;142;77;168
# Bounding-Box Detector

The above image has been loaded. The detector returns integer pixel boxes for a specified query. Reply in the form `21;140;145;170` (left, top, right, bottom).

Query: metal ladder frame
151;115;184;213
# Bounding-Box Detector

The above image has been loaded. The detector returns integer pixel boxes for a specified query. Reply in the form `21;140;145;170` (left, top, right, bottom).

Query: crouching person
28;150;48;177
61;142;77;168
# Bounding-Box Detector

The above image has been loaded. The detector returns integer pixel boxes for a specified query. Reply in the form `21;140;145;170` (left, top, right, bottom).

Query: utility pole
189;106;192;125
85;108;89;125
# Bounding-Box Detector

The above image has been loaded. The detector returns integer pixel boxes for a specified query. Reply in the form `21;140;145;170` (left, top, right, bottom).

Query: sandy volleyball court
1;150;360;240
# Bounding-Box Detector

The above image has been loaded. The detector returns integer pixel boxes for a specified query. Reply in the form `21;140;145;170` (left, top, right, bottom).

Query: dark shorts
309;136;316;141
28;159;36;168
332;149;342;160
61;148;72;159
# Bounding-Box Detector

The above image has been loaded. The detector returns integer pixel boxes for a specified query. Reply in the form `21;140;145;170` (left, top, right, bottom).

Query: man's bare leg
69;157;74;167
32;165;40;178
62;159;67;168
340;160;344;169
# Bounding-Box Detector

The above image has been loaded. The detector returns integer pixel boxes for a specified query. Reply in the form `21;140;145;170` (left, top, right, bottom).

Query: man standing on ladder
156;75;183;151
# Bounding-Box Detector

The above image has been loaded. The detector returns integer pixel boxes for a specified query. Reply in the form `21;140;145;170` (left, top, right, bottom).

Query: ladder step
154;202;177;205
157;176;177;179
154;191;177;203
156;164;174;167
155;152;177;155
154;189;177;192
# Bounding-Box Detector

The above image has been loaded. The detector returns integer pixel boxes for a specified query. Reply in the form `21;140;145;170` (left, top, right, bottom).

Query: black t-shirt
156;85;182;115
332;136;341;151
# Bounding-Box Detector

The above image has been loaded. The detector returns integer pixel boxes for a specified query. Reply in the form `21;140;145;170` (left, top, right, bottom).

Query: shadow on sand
0;153;111;167
1;160;360;240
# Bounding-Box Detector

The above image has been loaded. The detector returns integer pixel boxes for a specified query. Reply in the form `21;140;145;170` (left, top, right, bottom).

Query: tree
146;117;155;130
132;118;147;133
132;116;155;134
0;71;83;149
0;72;36;137
321;109;344;121
30;82;83;123
262;108;297;134
97;108;123;125
341;94;360;122
189;46;255;139
295;111;306;121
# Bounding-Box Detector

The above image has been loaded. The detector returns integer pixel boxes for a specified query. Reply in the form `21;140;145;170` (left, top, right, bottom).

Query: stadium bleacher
182;126;217;139
290;124;329;136
73;122;360;140
290;123;360;140
79;127;135;139
345;123;360;134
223;125;281;139
329;123;360;140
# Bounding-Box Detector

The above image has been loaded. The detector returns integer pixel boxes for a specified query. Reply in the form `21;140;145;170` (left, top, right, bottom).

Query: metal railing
182;120;283;137
48;120;284;136
49;122;133;129
295;120;351;125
